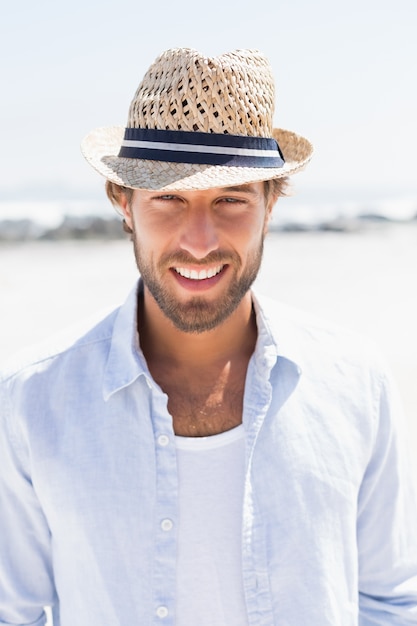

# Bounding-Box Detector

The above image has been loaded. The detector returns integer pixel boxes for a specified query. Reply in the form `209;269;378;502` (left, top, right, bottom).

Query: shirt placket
149;384;178;625
242;345;278;626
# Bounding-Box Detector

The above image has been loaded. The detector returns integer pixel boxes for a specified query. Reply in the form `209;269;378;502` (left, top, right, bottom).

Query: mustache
159;250;239;268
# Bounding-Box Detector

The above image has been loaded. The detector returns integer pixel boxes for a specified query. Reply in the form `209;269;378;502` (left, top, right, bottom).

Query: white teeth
174;265;223;280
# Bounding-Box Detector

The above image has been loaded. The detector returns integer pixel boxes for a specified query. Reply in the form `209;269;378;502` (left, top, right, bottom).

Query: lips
173;264;224;281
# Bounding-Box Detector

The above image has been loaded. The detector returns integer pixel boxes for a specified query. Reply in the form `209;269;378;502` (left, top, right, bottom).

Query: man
1;47;416;626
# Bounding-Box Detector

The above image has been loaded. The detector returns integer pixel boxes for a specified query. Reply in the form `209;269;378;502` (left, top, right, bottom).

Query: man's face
121;183;273;333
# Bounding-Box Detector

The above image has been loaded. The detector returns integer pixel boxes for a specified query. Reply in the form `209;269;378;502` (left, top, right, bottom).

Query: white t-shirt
175;424;249;625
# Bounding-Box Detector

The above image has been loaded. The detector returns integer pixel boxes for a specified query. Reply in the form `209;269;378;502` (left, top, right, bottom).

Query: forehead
217;183;263;196
132;181;265;201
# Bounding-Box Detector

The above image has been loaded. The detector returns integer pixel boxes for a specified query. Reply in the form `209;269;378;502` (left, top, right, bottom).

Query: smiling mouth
173;264;224;280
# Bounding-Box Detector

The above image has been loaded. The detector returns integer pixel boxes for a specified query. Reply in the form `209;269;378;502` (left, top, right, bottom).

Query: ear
119;191;134;231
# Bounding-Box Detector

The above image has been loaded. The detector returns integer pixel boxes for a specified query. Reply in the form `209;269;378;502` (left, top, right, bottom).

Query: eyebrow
221;185;259;195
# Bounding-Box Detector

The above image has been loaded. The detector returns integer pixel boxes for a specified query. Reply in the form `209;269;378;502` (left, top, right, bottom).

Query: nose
178;206;219;259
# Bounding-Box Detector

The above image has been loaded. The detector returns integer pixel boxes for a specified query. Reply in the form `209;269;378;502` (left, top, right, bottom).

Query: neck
138;286;257;369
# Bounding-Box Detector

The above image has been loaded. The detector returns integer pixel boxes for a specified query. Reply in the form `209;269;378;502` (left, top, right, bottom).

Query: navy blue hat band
118;128;285;168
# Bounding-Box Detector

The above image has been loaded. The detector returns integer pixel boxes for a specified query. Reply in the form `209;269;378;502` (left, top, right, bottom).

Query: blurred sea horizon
1;186;417;239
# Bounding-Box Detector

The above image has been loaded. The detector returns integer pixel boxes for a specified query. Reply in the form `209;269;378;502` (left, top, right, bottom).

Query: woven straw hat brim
81;126;313;192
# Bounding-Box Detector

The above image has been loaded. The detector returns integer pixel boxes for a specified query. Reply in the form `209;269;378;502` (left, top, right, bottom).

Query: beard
132;238;264;334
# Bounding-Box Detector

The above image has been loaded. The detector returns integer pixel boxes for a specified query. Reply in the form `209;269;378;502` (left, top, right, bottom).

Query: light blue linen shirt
1;282;416;626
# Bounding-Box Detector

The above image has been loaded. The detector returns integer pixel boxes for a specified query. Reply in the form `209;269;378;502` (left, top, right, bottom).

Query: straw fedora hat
81;48;313;191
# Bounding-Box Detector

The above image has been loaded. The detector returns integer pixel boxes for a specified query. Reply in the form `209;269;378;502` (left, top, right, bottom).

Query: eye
154;194;179;201
218;196;245;204
148;194;185;208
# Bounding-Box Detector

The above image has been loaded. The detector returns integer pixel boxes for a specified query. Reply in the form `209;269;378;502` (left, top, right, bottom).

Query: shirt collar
251;289;304;375
102;282;304;400
102;281;150;400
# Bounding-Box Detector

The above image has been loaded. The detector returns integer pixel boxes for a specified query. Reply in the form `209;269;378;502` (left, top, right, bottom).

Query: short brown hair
105;181;134;208
263;177;289;205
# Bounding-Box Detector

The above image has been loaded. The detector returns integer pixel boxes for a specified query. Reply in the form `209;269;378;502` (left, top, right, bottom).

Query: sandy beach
1;222;416;473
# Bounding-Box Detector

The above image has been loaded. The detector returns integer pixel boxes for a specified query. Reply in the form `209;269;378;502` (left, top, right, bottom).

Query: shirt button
156;606;169;618
161;518;173;531
157;434;170;446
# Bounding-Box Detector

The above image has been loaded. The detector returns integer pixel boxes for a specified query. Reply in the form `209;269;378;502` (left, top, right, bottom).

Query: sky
1;0;416;208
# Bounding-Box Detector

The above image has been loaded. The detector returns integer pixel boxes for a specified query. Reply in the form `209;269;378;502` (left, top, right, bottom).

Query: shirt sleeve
0;378;56;625
357;366;417;625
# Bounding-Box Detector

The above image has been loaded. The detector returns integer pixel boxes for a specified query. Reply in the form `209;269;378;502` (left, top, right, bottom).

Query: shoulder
253;291;388;375
0;305;119;385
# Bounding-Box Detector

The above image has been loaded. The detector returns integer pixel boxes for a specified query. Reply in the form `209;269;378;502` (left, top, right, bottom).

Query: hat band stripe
118;128;285;167
121;139;280;159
